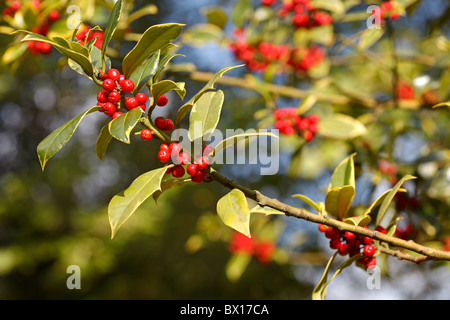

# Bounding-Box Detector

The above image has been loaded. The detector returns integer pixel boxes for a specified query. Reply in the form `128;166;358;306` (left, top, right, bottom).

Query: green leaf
232;0;253;28
362;187;407;216
203;6;228;29
328;153;356;191
312;252;338;300
292;194;321;213
188;90;224;141
181;23;225;46
96;124;113;161
217;189;251;237
343;215;371;227
68;45;111;79
318;114;367;140
225;253;252;282
108;167;168;239
101;0;123;64
37;106;101;171
2;42;26;64
432;101;450;108
211;131;278;157
108;107;143;144
325;186;355;220
122;23;183;78
152;176;188;204
129;51;160;94
375;175;417;226
358;28;385;50
175;65;243;128
310;0;345;14
17;31;93;77
150;79;186;102
249;205;284;215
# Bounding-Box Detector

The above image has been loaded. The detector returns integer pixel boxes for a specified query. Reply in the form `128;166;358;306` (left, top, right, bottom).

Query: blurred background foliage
0;0;449;299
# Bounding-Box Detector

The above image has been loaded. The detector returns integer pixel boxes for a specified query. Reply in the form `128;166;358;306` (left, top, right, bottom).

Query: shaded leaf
101;0;123;62
312;252;338;300
152;177;189;203
129;51;160;94
225;253;252;282
37;106;101;171
96;123;113;161
249;205;284;215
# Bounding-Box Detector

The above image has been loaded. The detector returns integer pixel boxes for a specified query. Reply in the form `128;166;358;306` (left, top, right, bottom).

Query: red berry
112;111;123;119
48;10;59;22
160;144;169;152
303;130;314;142
136;93;147;105
191;171;205;183
157;95;168;106
138;104;146;112
172;165;185;178
376;226;387;234
97;90;109;103
39;42;52;55
108;90;121;103
98;72;108;81
338;242;349;256
318;224;328;232
164;119;174;131
344;231;357;242
176;152;190;165
364;257;376;269
325;227;339;239
169;142;181;155
363;244;376;257
202;144;214;156
102;78;116;92
196;156;209;170
103;102;116;116
329;238;341;250
158;149;171;163
155;117;166;129
186;164;198;176
120;79;135;93
362;236;373;244
125;97;138;110
164;164;173;175
107;69;121;80
140;129;153;141
10;1;20;12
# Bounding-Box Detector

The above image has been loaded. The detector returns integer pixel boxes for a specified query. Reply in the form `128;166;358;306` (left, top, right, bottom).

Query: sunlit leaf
188;90;224;141
122;23;183;78
101;0;123;62
108;107;143;144
109;166;168;239
217;189;251;237
96;124;113;161
318;114;367;140
328;153;356;191
325;186;355;220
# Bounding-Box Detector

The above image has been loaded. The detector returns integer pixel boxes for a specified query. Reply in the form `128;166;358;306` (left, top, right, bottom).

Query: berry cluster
273;107;319;142
380;1;400;20
3;0;21;16
27;9;60;55
260;0;333;29
96;68;140;120
318;224;382;269
75;24;105;50
158;143;211;184
228;231;275;265
229;34;324;73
